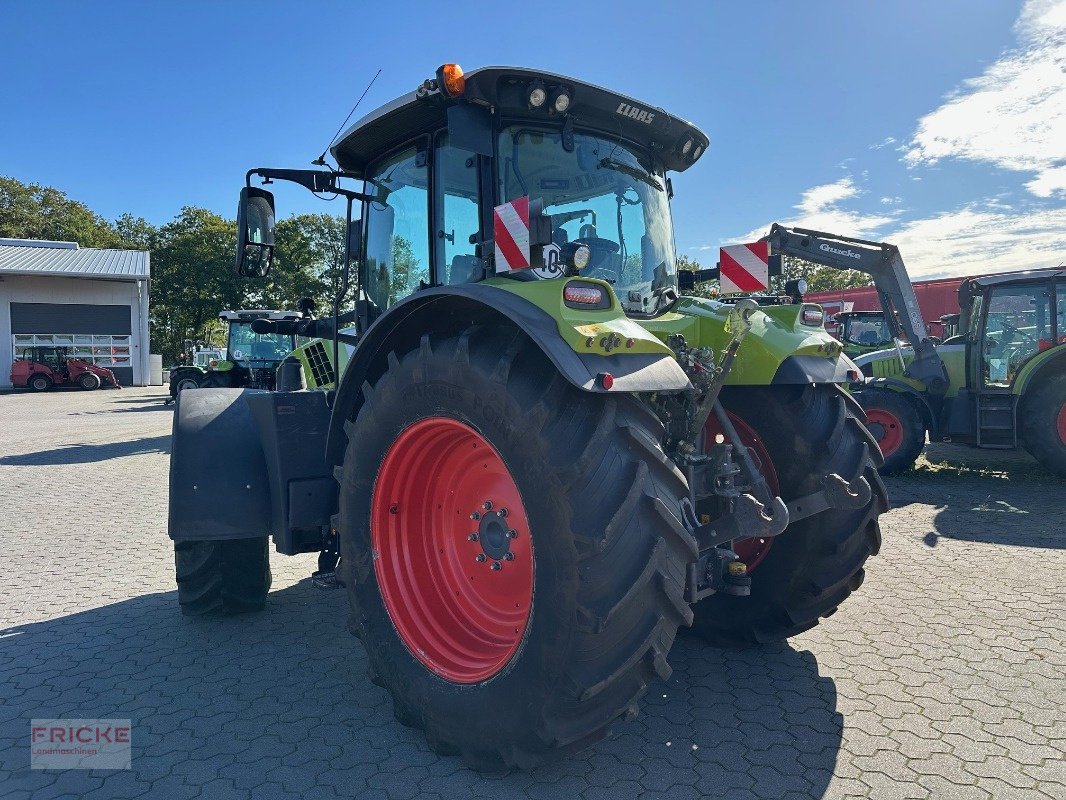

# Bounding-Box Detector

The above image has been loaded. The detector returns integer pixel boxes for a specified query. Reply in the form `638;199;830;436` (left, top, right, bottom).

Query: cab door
979;282;1052;390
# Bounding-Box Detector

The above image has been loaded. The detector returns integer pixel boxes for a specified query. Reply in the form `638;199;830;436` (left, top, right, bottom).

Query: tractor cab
235;65;709;332
959;269;1066;391
834;310;895;356
207;310;301;391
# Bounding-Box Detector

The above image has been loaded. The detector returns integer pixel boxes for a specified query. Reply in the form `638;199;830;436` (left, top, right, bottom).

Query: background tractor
728;226;1065;476
10;346;120;391
168;65;887;770
854;268;1066;475
166;309;301;402
834;309;896;357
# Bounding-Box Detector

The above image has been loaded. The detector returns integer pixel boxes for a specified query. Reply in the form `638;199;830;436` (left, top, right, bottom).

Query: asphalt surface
0;387;1063;799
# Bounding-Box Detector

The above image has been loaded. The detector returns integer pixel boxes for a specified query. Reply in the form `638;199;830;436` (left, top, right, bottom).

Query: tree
769;255;872;294
0;177;120;247
150;207;244;362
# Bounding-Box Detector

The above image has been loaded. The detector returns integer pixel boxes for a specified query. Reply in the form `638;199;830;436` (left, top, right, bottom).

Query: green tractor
169;65;887;770
854;269;1066;475
166;309;302;402
834;309;895;358
166;341;226;397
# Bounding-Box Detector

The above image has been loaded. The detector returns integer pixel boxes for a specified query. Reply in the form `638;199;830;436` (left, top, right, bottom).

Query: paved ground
0;387;1063;799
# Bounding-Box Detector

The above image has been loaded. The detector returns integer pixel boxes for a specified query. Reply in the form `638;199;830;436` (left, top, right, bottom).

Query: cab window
363;144;430;310
982;283;1050;387
842;315;892;348
434;132;481;285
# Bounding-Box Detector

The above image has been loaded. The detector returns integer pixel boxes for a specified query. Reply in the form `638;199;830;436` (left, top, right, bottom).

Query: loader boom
762;224;949;394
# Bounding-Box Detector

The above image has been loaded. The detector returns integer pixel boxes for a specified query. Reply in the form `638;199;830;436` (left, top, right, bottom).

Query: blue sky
3;0;1063;278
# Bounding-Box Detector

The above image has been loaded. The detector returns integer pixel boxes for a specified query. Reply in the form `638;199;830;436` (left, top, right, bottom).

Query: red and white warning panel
493;197;531;273
719;241;771;293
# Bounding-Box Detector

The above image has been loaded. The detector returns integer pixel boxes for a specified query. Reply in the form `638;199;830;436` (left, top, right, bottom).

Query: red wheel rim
702;412;780;571
371;417;534;684
1056;403;1066;446
865;409;904;457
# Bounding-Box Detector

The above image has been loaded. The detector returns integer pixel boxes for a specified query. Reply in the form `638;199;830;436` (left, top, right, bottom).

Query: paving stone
0;389;1062;799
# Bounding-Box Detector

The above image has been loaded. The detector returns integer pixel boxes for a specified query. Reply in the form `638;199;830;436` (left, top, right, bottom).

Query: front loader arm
762;224;948;394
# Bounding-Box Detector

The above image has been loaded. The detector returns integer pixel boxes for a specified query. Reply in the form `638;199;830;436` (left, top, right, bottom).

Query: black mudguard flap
245;390;335;555
168;388;272;542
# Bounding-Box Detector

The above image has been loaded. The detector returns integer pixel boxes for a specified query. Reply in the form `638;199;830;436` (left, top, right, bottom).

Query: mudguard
324;283;691;466
168;388;272;541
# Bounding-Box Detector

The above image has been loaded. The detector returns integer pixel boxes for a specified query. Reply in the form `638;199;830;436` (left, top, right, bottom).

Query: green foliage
0;176;348;364
769;254;872;294
0;177;120;247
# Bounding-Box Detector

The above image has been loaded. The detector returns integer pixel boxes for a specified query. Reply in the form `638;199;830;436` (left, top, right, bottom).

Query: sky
2;0;1063;279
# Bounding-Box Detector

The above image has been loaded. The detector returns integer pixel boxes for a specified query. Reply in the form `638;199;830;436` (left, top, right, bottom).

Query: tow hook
785;455;873;524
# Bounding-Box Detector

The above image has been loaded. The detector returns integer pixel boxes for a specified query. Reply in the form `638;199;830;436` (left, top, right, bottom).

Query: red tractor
10;347;121;391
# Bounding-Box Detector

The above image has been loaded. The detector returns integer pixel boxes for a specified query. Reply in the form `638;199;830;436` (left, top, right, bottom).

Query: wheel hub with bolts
469;503;518;567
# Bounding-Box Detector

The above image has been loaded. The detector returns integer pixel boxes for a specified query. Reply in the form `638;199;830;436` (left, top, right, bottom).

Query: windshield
842;315;893;348
226;322;294;363
498;126;677;316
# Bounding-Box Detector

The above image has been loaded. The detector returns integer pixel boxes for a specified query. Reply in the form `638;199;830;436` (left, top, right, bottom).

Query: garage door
10;303;135;385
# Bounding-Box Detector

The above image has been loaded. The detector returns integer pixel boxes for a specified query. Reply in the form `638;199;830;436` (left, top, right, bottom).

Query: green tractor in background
834;309;896;358
169;64;887;770
166;309;303;402
855;269;1066;475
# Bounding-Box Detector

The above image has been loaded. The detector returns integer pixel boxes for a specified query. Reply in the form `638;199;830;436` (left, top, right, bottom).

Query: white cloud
1025;164;1066;197
889;204;1066;278
735;176;897;242
869;136;897;150
904;0;1066;198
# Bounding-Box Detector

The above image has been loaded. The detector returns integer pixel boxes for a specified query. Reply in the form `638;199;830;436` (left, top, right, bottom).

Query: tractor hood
331;66;710;176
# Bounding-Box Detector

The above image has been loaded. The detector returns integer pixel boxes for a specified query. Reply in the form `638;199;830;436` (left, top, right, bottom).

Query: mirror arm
245;168;372;203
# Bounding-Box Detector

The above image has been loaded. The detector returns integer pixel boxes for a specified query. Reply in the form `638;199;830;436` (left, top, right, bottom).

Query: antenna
313;68;383;167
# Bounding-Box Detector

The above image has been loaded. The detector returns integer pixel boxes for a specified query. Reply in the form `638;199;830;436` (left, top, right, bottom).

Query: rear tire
855;387;925;474
172;375;201;396
337;327;696;771
174;537;271;616
29;374;52;392
1021;373;1066;477
79;372;102;391
690;385;888;646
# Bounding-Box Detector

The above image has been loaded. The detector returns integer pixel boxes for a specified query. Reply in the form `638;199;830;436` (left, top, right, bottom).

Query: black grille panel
305;341;336;387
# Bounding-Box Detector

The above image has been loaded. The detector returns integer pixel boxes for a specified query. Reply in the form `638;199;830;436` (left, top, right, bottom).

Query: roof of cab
330;66;709;177
963;267;1066;289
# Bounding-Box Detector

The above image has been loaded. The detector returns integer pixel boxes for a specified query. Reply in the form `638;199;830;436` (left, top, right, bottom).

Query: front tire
174;537;271;615
337;328;696;771
855;387;925;474
79;372;102;390
690;385;888;646
1021;373;1066;477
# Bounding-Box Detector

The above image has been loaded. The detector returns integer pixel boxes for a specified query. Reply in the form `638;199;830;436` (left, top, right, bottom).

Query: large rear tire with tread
690;385;888;646
336;326;697;771
855;387;925;474
174;537;271;616
1020;372;1066;477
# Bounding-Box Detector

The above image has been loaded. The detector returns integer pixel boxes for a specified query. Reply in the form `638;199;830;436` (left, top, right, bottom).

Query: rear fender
168;388;272;542
325;282;692;467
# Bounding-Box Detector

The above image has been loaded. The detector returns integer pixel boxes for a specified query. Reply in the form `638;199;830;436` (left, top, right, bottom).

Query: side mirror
235;187;276;277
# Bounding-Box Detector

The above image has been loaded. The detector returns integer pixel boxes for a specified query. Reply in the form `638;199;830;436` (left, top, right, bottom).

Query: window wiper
598;158;662;191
